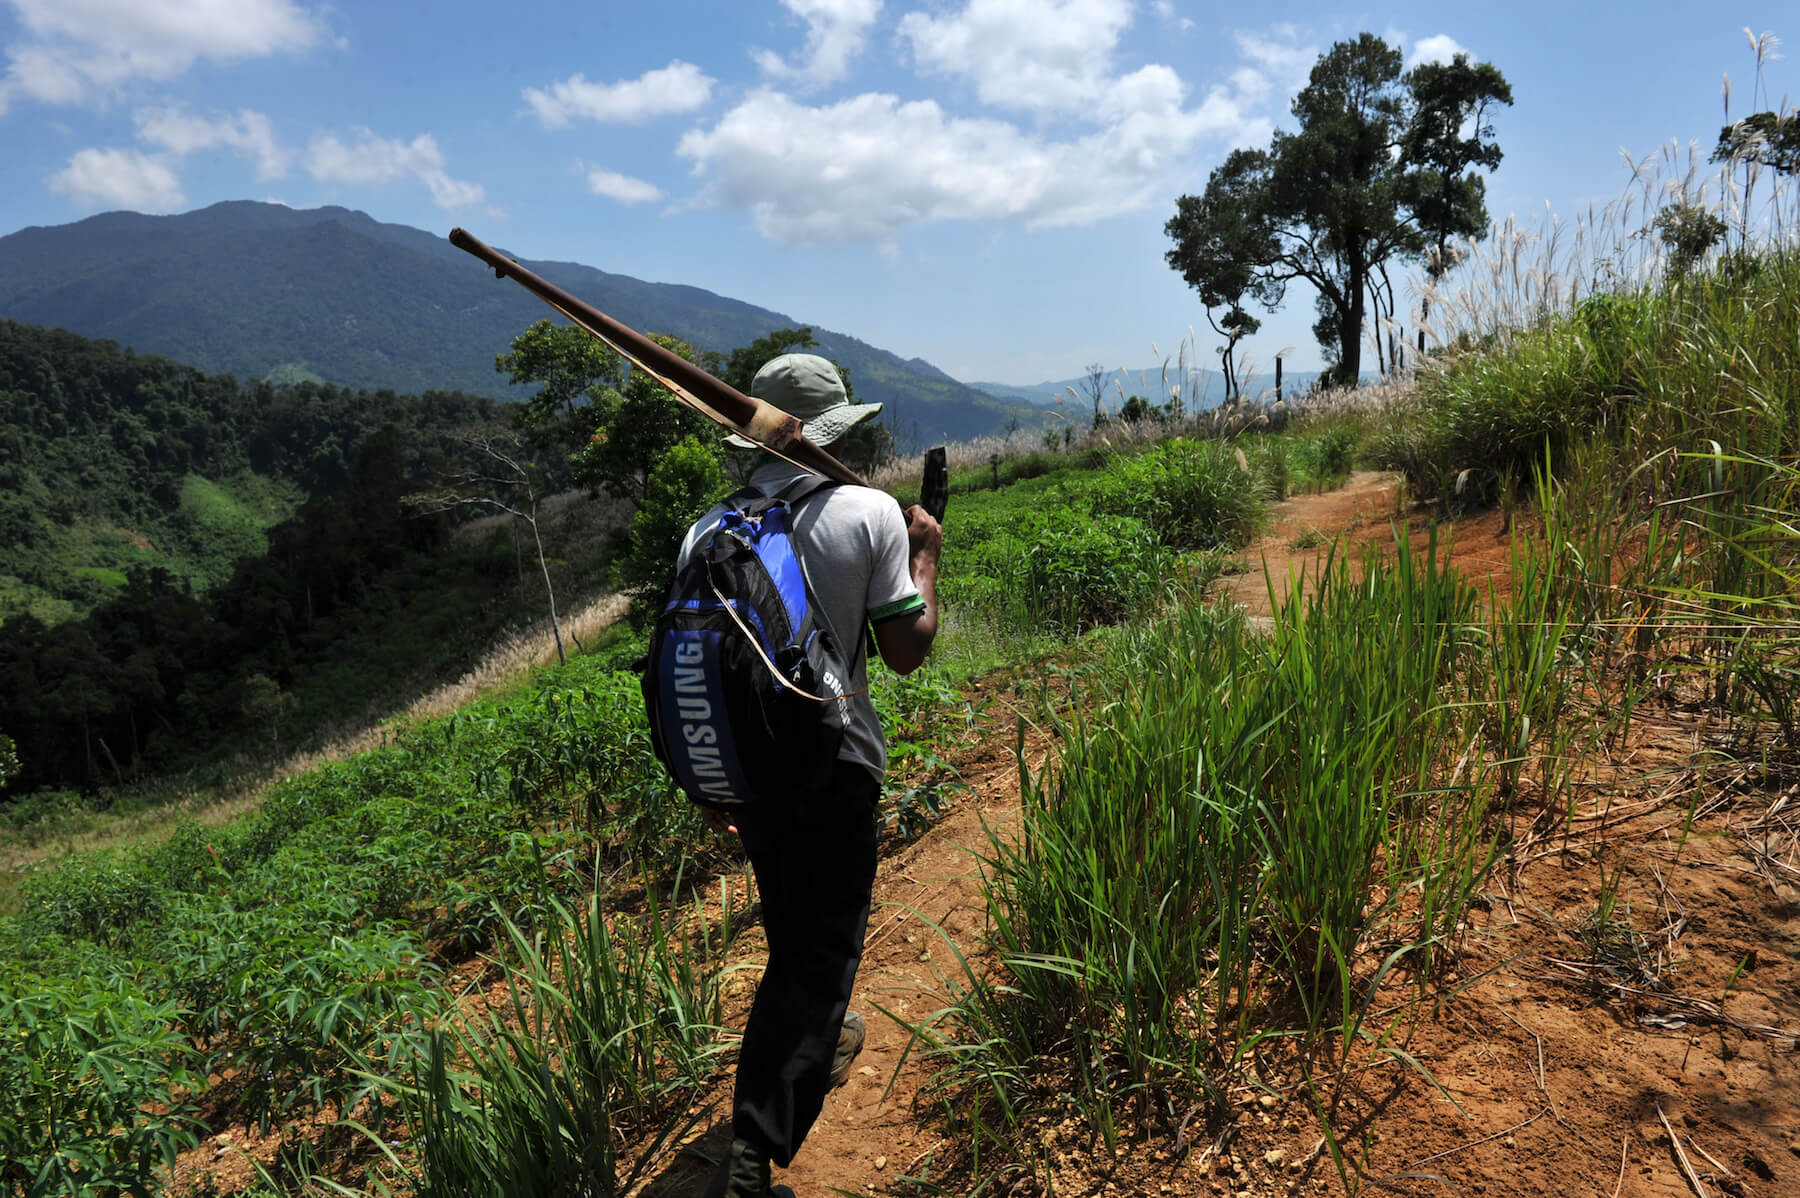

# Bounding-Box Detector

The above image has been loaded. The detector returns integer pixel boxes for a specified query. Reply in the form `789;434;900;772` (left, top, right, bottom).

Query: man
686;353;941;1198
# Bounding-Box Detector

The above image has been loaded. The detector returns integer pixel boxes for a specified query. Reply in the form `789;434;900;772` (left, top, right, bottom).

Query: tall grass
907;529;1517;1185
1386;227;1799;765
359;875;728;1198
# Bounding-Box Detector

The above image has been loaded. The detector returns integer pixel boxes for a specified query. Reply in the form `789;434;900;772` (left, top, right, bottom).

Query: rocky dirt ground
638;474;1800;1198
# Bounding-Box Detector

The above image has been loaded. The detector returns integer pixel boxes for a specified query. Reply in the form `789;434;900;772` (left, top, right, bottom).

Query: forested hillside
0;319;502;624
0;202;1039;444
0;320;511;615
0;320;577;795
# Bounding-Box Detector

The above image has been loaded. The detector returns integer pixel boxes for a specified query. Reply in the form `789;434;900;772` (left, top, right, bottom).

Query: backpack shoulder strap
771;473;840;508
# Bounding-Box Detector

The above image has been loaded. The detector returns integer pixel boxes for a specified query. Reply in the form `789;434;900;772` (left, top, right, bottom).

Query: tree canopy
499;321;893;494
496;320;721;504
1165;35;1511;386
1713;110;1800;178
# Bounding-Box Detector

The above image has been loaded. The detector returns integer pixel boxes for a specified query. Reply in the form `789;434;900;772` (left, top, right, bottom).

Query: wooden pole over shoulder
448;227;866;487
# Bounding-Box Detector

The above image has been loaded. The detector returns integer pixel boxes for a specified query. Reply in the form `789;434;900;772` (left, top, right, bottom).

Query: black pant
730;760;879;1167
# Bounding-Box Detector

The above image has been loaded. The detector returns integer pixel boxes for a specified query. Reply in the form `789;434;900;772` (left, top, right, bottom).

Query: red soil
640;472;1799;1198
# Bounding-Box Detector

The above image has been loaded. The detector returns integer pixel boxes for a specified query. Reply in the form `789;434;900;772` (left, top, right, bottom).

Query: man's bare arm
873;505;940;675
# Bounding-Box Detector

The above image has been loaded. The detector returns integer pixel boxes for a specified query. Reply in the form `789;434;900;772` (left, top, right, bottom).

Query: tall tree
568;333;721;504
495;320;719;505
1162;149;1277;402
494;319;624;471
707;326;822;393
1165;35;1510;386
1399;53;1513;346
1713;110;1800;177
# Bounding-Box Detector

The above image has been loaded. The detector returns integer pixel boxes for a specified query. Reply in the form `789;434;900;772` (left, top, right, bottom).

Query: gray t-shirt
678;461;923;782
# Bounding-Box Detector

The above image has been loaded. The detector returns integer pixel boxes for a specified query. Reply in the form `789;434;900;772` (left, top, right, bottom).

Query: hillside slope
0;318;500;623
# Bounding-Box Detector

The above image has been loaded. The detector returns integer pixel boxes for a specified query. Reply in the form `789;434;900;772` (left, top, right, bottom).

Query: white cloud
1233;23;1316;100
671;17;1311;246
306;130;484;209
1152;0;1193;33
135;104;289;178
1229;66;1268;101
753;0;882;88
524;60;713;127
898;0;1135;114
48;146;184;210
676;84;1263;244
1;0;323;110
586;168;663;205
1409;34;1469;67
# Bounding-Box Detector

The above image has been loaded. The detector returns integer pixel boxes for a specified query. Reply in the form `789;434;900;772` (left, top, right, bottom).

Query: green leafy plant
363;873;726;1198
0;966;202;1198
1086;436;1266;551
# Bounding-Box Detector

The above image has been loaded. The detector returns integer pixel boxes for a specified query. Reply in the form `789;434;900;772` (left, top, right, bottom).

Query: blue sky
0;1;1793;384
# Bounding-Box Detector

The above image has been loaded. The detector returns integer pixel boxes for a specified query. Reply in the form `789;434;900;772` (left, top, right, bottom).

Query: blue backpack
641;476;859;808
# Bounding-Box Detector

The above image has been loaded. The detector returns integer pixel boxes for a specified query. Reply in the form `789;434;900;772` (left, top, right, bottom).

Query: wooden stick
447;227;866;487
1656;1104;1710;1198
1405;1108;1544;1167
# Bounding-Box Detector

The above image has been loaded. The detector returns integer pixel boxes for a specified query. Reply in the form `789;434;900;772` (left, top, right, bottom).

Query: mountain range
0;201;1039;446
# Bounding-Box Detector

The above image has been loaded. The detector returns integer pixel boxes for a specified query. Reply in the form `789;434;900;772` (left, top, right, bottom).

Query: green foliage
0;646;741;1176
0;402;627;794
1401;54;1514;278
614;436;729;624
1653;203;1728;279
494;320;723;506
980;513;1169;634
0;964;202;1198
1283;420;1361;493
911;532;1511;1185
17;854;167;947
1086;437;1266;551
496;319;624;460
1370;310;1623;505
0;731;17;790
0;319;503;625
175;474;273;585
1713;109;1800;176
371;883;725;1198
1379;250;1800;510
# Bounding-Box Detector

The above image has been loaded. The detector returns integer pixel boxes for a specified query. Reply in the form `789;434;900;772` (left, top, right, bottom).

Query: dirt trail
1216;469;1516;616
640;474;1800;1198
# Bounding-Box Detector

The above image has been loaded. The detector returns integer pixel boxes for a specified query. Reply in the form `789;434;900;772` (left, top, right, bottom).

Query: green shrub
999;513;1168;633
1087;437;1265;550
613;435;728;623
1250;437;1291;500
1312;422;1359;481
0;965;201;1198
17;854;165;947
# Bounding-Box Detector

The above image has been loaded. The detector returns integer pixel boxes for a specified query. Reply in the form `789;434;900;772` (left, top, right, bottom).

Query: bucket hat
725;353;883;449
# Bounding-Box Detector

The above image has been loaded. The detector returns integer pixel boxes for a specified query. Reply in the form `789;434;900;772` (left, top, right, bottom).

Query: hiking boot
703;1137;774;1198
829;1010;866;1089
